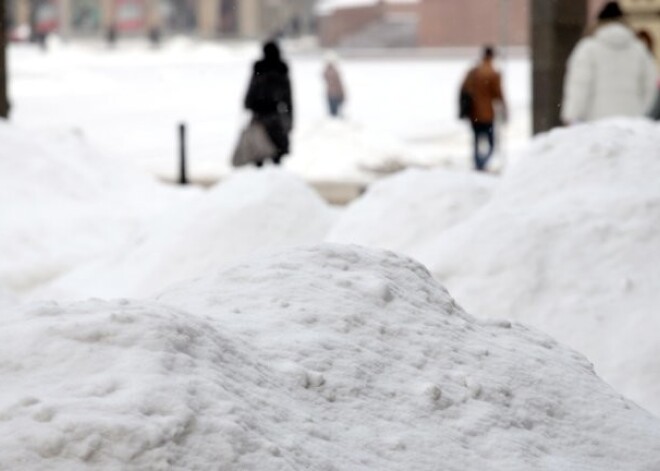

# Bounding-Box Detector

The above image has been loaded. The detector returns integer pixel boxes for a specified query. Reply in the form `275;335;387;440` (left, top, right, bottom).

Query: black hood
263;41;281;63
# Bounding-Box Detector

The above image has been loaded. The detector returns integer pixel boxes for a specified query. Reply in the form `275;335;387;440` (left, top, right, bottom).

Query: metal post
178;123;188;185
0;0;9;119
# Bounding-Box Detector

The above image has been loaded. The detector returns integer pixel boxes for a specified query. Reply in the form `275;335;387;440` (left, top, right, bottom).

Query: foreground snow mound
5;245;660;470
0;124;176;294
415;119;660;415
39;169;335;300
4;246;660;470
327;168;496;252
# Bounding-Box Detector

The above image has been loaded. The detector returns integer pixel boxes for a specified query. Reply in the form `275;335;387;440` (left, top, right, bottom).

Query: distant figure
460;46;507;172
561;1;657;124
323;53;346;117
244;41;293;166
106;24;117;47
148;27;161;47
34;31;48;51
637;29;660;120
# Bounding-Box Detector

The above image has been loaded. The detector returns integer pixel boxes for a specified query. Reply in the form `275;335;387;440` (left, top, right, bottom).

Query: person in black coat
244;41;294;165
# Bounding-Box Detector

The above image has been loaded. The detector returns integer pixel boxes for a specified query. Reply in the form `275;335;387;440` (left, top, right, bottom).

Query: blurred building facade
318;1;419;49
319;0;660;51
4;0;659;52
4;0;317;39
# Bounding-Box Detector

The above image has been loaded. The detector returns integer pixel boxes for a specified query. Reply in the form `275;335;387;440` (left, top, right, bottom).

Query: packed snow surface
285;119;413;182
10;42;531;180
3;116;660;420
327;168;496;252
316;0;418;15
2;245;660;470
41;169;336;300
412;119;660;415
0;123;178;294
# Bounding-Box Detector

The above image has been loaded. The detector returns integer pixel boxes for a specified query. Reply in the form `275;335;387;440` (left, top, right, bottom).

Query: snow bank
2;245;660;470
39;169;336;300
327;168;496;252
0;124;176;294
414;119;660;415
286;119;412;183
316;0;417;15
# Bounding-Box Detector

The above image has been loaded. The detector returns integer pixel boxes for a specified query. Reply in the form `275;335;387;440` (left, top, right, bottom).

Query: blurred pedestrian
460;45;507;172
242;40;293;166
323;52;346;118
106;24;118;47
637;29;660;120
148;27;161;48
561;1;657;124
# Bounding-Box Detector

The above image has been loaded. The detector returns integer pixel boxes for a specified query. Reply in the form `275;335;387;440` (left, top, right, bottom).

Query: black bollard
178;123;188;185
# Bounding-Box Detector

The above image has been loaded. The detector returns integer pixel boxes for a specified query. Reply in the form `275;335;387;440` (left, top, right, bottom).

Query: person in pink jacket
323;52;346;118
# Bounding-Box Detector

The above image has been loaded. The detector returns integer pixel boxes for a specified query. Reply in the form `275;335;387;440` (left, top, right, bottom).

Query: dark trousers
472;122;495;171
328;97;343;117
649;92;660;120
255;113;291;165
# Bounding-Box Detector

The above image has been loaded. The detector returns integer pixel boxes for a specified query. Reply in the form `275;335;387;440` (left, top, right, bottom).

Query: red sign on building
35;0;59;34
115;0;147;32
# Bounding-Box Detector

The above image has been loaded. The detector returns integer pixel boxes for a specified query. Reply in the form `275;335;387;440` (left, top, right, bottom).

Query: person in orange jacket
460;46;507;172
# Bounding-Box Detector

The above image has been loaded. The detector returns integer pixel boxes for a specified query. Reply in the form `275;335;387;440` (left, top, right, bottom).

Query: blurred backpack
459;90;473;120
459;68;476;120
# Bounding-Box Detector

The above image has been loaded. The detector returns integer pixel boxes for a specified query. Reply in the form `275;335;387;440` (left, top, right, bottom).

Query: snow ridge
3;245;659;470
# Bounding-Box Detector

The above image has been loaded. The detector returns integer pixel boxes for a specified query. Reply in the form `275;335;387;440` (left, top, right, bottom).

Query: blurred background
0;0;658;187
2;0;660;425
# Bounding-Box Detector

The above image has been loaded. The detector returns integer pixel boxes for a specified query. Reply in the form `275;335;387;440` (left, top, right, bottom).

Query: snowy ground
331;119;660;416
3;40;660;468
8;39;531;182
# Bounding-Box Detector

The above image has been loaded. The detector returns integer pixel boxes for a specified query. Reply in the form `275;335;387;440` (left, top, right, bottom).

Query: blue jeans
328;97;343;117
472;122;494;171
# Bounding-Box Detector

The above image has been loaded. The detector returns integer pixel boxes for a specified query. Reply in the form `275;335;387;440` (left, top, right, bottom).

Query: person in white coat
561;1;658;124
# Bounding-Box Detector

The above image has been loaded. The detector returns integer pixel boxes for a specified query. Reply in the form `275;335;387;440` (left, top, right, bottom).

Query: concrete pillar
531;0;587;134
58;0;72;38
100;0;115;29
16;0;31;26
145;0;163;29
238;0;260;38
198;0;220;37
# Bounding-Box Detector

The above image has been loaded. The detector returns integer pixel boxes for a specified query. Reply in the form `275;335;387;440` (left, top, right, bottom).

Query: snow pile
2;245;660;470
0;124;176;294
316;0;417;15
39;169;336;300
414;119;660;415
0;286;17;310
327;168;496;253
286;119;412;183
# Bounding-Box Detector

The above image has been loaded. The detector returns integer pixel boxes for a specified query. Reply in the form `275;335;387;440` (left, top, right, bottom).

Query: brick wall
319;0;657;50
319;4;384;48
386;2;420;15
418;0;529;48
